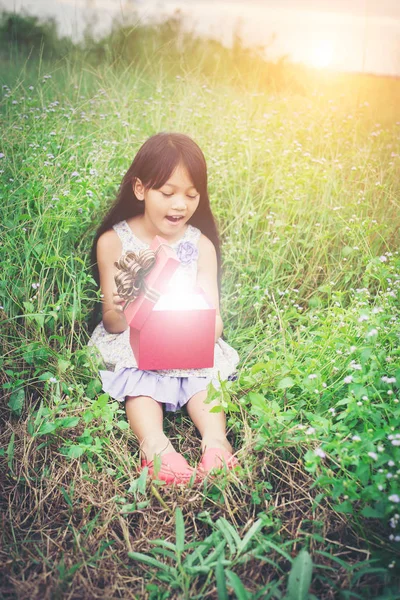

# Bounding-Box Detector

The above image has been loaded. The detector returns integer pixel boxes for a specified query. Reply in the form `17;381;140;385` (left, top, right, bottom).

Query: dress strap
113;221;147;252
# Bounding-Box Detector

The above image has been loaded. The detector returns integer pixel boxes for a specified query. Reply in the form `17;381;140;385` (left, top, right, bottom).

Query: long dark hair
87;132;221;333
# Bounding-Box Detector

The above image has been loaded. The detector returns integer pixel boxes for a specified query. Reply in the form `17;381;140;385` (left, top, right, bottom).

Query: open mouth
166;215;184;223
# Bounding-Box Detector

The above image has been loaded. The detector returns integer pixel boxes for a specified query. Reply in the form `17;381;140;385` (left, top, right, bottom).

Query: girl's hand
113;289;125;312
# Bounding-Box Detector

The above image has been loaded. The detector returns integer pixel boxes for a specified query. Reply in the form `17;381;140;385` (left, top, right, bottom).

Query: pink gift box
123;236;216;370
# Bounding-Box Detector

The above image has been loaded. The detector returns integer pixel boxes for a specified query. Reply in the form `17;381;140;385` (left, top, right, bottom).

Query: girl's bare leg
186;390;233;454
125;395;177;462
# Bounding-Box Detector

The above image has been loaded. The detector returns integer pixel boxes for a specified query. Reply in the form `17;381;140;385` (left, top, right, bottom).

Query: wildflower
388;460;395;467
358;315;369;322
32;283;40;289
308;374;317;380
379;255;387;262
351;363;362;370
389;494;400;503
49;377;57;383
344;375;353;384
392;440;400;446
0;153;4;159
328;408;336;416
352;435;361;441
368;452;378;460
305;427;315;435
378;485;384;491
71;171;79;177
314;447;326;458
367;329;378;337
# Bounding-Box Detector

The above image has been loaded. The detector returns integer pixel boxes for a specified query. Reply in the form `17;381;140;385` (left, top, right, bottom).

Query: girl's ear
133;177;145;201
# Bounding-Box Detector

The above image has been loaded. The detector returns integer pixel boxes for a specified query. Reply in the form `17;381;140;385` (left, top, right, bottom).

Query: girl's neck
128;215;189;245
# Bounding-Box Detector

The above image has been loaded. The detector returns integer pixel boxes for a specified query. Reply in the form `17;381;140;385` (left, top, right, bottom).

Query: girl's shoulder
197;233;216;257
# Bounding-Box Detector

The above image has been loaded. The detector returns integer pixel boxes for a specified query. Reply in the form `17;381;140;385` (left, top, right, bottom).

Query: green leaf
237;519;264;555
56;417;80;429
175;507;185;554
7;432;15;471
278;377;295;390
127;551;176;575
215;518;241;554
115;420;129;430
38;371;55;381
57;358;70;373
8;388;25;416
332;501;353;514
225;570;249;600
36;421;58;435
216;559;228;600
287;548;313;600
361;506;384;519
66;445;85;459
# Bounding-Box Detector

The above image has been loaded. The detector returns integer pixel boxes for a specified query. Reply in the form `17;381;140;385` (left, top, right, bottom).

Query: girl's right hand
113;289;125;312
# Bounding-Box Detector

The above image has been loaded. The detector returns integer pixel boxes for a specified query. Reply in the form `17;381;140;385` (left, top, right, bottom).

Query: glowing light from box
154;293;209;311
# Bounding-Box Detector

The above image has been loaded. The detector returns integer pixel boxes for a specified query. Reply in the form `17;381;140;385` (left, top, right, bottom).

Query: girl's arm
97;230;128;334
196;234;223;342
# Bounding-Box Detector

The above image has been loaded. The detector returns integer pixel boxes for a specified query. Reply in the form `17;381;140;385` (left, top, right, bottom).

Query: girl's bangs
143;151;204;196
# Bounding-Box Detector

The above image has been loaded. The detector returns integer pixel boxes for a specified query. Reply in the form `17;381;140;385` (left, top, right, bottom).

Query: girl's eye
161;192;198;199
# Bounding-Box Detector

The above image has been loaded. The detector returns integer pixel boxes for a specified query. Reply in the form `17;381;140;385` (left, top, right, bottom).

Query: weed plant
0;20;400;599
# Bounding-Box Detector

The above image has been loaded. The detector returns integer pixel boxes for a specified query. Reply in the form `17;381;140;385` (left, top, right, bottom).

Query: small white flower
368;452;378;460
352;435;361;441
314;447;326;458
351;363;362;370
49;377;57;383
388;460;395;467
344;375;353;384
308;374;317;380
306;427;315;435
379;255;387;262
392;440;400;446
358;315;369;322
378;485;384;491
0;153;5;159
388;494;400;503
71;171;79;177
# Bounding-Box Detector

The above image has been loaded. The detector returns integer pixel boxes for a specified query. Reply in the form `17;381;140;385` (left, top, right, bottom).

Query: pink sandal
198;447;240;475
140;451;199;485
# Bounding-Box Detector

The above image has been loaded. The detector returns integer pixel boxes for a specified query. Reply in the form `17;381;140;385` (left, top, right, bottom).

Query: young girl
88;132;240;485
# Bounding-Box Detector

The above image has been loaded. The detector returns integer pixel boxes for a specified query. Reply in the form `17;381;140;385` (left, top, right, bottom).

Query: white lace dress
87;220;240;410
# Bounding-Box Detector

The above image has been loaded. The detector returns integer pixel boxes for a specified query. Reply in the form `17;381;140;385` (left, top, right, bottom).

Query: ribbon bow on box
114;248;160;309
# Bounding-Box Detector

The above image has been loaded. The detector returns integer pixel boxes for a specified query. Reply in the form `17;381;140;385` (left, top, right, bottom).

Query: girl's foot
139;434;177;464
201;436;232;455
199;437;239;474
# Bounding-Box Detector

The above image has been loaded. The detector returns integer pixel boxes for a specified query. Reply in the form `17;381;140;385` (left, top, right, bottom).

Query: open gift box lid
123;235;181;329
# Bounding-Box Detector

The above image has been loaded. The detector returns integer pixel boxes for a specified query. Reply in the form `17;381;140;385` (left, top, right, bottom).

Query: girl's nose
172;196;187;210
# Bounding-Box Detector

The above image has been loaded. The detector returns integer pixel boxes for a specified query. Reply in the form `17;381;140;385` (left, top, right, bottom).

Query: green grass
1;39;400;599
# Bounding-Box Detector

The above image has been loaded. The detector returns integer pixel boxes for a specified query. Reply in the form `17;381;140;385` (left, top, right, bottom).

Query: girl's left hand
113;290;125;312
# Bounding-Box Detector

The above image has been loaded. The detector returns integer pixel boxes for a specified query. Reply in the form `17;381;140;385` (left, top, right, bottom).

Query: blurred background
4;0;400;76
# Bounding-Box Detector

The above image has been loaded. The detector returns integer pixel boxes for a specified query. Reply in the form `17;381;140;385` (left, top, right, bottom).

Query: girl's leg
125;395;177;462
185;390;233;454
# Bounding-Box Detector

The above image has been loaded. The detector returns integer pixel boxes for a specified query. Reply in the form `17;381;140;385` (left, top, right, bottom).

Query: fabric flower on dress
176;241;199;265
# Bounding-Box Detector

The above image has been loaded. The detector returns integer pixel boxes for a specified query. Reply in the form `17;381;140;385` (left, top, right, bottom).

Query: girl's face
133;162;200;240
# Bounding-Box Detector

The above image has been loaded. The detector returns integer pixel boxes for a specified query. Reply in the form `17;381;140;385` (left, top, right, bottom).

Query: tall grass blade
286;548;313;600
